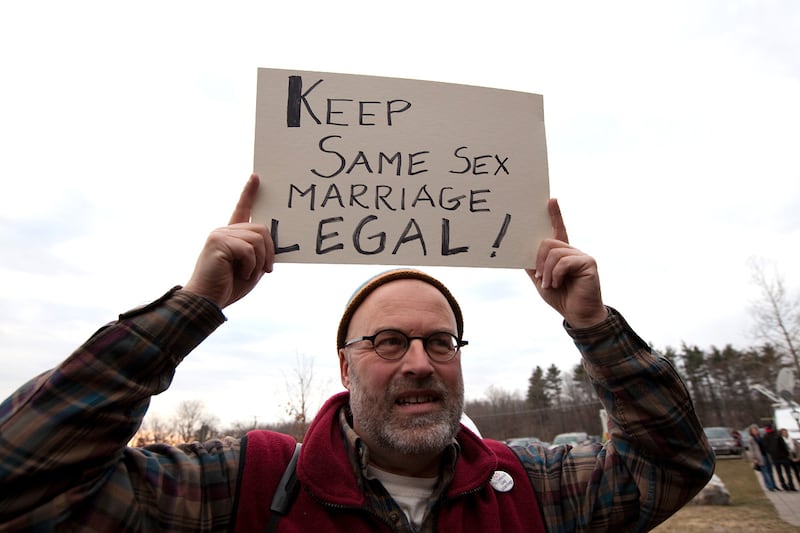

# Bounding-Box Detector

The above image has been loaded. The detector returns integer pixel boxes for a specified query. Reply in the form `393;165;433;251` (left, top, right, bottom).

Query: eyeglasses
344;329;468;362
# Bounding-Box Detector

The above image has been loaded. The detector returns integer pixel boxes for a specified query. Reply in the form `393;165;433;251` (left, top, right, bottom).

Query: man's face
339;279;464;457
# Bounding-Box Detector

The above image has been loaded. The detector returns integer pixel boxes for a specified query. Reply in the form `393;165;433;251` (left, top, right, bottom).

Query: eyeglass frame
343;329;468;362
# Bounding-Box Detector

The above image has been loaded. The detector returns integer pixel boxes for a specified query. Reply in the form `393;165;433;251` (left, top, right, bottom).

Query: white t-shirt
366;464;438;530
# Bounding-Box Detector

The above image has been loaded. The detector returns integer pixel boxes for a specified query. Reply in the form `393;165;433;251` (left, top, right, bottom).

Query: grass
652;456;800;532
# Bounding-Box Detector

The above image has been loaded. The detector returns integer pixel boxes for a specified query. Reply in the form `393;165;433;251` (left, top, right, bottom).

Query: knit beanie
336;269;464;350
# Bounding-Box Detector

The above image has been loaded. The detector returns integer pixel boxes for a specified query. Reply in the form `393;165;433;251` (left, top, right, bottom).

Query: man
0;175;713;532
748;424;779;492
764;424;796;491
780;427;800;487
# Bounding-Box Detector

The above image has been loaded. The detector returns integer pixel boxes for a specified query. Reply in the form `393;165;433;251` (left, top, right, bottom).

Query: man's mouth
395;390;443;407
397;395;437;405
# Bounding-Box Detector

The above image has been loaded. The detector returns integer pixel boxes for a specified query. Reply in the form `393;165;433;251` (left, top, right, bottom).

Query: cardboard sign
252;68;550;268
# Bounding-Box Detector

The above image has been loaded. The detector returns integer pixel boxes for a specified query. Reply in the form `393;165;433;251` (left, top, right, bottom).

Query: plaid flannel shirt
0;288;713;532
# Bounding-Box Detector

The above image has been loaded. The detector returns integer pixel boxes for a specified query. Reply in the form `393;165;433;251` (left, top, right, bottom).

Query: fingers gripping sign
527;199;608;328
184;175;275;309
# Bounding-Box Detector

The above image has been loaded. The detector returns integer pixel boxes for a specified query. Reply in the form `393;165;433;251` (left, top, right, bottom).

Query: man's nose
400;338;434;375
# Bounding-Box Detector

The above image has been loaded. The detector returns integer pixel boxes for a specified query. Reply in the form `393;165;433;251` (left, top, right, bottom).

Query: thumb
548;198;569;244
229;174;260;225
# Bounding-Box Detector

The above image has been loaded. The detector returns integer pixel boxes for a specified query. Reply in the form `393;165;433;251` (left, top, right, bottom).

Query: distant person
749;424;780;491
764;424;796;491
780;428;800;487
731;428;742;450
0;175;714;531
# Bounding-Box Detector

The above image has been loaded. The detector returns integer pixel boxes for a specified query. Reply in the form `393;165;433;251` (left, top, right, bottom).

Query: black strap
265;442;302;533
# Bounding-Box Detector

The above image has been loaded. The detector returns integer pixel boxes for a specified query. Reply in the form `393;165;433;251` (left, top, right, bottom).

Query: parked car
703;426;743;457
739;430;750;450
505;436;547;448
551;431;590;448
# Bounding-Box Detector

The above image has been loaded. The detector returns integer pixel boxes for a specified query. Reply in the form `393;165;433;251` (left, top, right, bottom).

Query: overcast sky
1;1;798;428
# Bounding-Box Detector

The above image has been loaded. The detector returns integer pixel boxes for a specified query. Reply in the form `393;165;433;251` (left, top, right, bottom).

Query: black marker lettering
359;101;380;126
378;152;402;176
408;151;429;176
472;154;491;175
286;76;323;127
469;189;491;212
490;213;512;258
320;183;344;208
411;185;435;208
271;219;300;254
353;215;385;255
439;187;465;211
386;99;412;125
288;183;316;209
316;217;344;254
392;219;426;255
494;155;509;175
346;151;373;174
326;98;353;126
375;185;395;210
449;146;470;174
311;135;346;179
350;184;369;208
441;218;468;256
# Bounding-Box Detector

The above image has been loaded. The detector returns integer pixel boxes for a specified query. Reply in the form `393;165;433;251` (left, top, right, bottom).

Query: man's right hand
526;199;607;328
184;174;274;308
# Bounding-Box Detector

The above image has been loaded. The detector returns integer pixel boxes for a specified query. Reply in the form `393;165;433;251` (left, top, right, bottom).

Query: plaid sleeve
513;308;714;533
0;287;241;532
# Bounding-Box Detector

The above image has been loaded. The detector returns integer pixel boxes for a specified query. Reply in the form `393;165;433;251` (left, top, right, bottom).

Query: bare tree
173;400;208;443
145;413;172;444
283;353;328;440
195;415;220;442
748;257;800;376
484;384;522;410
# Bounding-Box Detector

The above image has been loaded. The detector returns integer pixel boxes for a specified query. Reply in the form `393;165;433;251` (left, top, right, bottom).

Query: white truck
772;405;800;439
751;381;800;441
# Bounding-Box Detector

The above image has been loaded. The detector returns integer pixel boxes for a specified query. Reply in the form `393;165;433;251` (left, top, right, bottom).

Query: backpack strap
230;430;299;533
265;442;302;533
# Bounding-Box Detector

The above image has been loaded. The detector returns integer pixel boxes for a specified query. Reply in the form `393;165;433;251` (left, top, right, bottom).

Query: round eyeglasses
344;329;468;362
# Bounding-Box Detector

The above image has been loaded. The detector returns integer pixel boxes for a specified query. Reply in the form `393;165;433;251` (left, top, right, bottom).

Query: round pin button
490;470;514;492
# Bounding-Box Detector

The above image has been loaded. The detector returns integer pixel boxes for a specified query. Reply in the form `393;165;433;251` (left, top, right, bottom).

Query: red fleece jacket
233;391;544;532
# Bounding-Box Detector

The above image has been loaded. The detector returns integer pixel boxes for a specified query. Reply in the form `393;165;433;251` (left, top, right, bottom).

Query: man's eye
376;333;405;348
428;334;454;350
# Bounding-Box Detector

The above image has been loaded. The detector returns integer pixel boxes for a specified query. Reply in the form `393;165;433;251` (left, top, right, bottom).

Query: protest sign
252;68;550;268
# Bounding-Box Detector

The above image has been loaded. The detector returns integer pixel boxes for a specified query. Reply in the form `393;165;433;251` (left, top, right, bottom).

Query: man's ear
338;348;351;389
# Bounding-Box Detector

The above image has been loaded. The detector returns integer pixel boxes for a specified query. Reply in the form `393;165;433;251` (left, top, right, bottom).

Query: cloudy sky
1;1;798;428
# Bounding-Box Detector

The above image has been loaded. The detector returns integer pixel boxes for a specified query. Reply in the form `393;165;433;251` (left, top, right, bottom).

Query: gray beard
349;369;464;456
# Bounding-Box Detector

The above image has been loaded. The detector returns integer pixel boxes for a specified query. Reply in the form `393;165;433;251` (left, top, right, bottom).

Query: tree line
464;342;790;443
133;258;799;445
